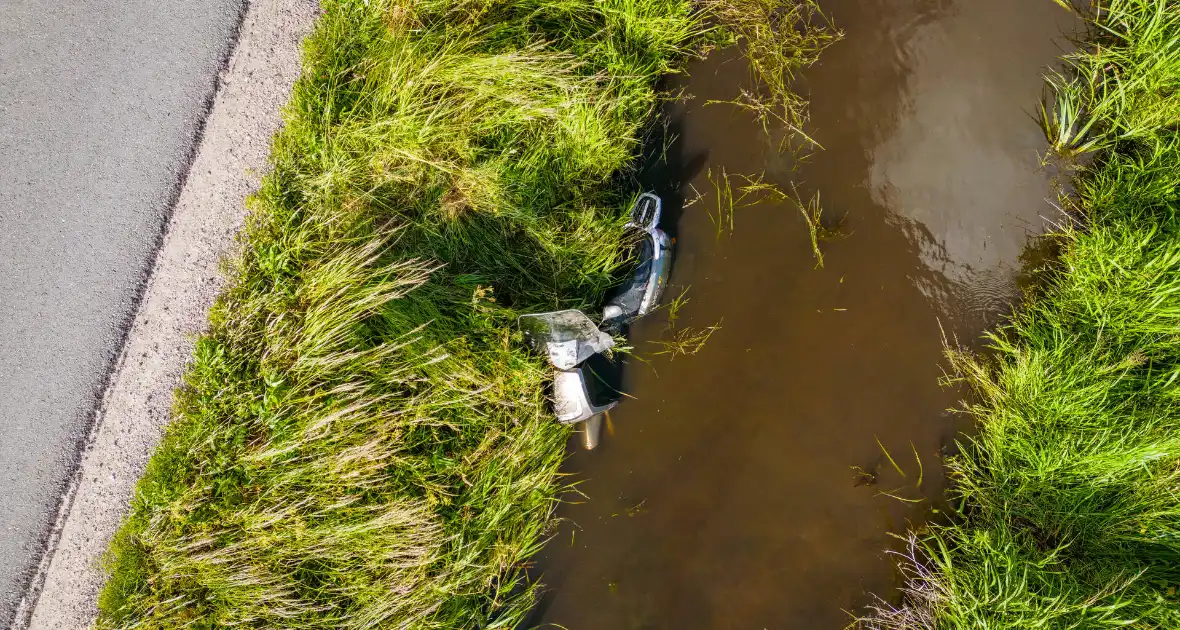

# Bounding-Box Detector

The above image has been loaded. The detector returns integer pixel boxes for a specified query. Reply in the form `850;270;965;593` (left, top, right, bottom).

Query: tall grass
863;1;1180;627
97;1;703;627
96;0;837;627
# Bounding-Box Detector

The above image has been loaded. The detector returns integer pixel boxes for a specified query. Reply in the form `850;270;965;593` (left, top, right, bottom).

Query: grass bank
95;0;835;627
96;0;703;626
865;0;1180;627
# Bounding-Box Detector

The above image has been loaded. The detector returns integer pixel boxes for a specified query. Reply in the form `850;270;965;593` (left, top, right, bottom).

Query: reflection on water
529;1;1077;628
864;0;1072;326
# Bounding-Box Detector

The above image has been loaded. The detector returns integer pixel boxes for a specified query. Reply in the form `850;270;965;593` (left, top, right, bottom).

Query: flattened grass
97;0;703;627
864;1;1180;627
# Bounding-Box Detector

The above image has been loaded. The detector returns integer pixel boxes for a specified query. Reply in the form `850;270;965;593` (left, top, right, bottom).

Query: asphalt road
0;0;245;623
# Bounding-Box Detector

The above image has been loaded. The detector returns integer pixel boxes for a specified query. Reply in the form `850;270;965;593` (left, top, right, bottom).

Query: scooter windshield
518;310;615;370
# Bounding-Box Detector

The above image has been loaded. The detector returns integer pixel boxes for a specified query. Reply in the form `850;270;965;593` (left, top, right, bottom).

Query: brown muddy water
529;1;1077;628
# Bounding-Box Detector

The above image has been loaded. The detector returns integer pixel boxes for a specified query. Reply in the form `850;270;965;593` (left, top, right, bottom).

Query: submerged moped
519;193;672;449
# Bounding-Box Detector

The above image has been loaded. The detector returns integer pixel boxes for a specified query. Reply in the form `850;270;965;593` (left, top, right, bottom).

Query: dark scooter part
602;193;673;328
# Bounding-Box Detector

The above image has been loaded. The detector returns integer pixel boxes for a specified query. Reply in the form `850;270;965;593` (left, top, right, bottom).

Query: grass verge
95;0;834;628
97;0;702;626
863;0;1180;627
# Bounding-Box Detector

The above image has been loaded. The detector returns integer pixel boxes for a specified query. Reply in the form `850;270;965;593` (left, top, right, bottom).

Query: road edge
14;1;318;626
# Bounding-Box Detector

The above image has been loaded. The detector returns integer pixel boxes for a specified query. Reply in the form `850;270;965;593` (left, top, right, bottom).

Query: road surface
0;0;245;623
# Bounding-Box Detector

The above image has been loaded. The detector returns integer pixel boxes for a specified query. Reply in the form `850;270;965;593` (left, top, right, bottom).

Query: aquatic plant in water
705;0;843;151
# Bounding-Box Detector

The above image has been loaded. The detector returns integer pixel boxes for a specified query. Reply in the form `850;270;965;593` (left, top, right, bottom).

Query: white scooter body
519;192;674;446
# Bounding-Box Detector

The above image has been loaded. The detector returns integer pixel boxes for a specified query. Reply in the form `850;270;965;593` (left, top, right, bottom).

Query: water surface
531;2;1076;627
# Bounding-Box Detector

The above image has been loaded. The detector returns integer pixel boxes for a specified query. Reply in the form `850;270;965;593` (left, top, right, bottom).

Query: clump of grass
96;0;706;627
791;187;840;268
863;1;1180;627
703;168;841;267
645;287;722;359
664;286;693;328
704;0;842;149
652;323;722;358
1041;0;1180;157
705;167;788;237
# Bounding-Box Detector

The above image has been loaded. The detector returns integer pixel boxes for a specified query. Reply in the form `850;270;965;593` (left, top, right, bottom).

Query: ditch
529;1;1078;627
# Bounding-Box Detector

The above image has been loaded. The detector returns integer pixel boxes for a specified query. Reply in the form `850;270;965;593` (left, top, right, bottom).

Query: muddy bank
530;1;1077;628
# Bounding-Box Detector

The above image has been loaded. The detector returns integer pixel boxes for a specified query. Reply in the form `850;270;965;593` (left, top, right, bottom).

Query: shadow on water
527;1;1079;628
637;89;710;241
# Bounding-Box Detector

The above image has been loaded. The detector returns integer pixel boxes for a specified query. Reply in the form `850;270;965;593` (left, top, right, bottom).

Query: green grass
96;0;703;627
863;1;1180;627
95;0;834;628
